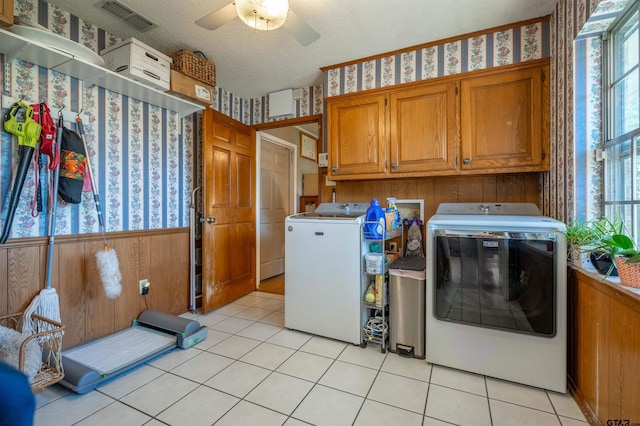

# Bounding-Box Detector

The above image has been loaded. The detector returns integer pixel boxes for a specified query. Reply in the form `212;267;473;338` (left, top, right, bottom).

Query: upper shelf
0;29;205;116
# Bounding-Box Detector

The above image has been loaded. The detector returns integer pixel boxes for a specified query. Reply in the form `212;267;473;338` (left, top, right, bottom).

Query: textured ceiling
46;0;558;99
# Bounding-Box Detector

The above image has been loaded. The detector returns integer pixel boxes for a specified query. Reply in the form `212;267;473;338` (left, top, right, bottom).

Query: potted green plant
590;217;640;287
564;219;597;268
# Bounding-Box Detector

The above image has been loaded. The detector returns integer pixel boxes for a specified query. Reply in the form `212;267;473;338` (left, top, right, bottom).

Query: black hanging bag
58;127;87;204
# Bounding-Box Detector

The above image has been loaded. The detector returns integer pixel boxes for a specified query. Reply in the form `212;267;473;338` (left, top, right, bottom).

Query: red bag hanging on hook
31;102;59;169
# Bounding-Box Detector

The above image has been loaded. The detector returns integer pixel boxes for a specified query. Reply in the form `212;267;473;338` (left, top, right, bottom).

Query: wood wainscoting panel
496;174;526;202
144;232;190;316
58;242;88;349
569;269;640;424
456;176;486;202
334;173;541;220
608;294;640;422
0;229;189;350
112;236;143;331
84;238;116;343
0;249;7;316
7;245;42;313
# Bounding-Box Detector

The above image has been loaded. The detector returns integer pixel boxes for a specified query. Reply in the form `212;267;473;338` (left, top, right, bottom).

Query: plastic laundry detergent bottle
365;198;386;239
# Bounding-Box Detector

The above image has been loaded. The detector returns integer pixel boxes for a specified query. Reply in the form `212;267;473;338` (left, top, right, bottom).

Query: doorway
257;133;296;283
255;116;322;294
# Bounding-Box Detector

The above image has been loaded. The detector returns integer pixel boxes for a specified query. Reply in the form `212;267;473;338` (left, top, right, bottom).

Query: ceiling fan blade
284;9;320;46
195;2;237;30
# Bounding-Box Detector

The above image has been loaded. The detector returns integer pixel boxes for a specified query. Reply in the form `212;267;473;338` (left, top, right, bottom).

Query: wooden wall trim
568;376;602;426
253;114;322;131
0;227;187;249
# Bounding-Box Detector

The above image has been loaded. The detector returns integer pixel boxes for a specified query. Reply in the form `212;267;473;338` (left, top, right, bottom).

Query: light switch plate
318;152;328;167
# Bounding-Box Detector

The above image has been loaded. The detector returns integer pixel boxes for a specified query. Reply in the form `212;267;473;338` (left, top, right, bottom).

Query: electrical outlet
139;279;150;295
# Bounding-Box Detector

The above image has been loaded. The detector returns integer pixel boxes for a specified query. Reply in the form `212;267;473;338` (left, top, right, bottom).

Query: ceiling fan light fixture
236;0;289;31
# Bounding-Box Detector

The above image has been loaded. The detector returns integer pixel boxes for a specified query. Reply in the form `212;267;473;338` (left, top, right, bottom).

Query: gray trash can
389;256;426;359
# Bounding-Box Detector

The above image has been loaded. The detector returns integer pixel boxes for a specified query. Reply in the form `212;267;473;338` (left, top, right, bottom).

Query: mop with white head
22;110;64;339
96;247;122;299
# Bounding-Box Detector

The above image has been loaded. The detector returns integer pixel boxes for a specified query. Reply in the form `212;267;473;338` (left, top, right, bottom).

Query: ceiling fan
195;0;320;46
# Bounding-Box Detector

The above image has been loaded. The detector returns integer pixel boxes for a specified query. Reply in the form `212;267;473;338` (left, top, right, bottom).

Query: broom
22;110;64;337
75;114;122;299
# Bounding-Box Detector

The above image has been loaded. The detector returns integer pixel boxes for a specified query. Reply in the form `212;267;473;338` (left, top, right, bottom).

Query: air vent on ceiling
95;0;157;33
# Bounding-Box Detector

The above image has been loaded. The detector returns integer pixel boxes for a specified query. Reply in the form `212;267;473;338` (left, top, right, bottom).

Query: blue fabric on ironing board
0;360;35;426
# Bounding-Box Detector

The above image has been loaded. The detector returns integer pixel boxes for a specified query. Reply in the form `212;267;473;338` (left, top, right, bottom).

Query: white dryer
426;203;567;393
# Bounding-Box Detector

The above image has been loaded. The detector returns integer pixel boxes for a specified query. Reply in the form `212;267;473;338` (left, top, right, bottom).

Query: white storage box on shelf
100;38;171;91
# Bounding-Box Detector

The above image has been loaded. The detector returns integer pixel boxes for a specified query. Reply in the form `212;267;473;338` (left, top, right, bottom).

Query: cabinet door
460;64;549;172
0;0;13;27
327;94;387;178
389;82;457;174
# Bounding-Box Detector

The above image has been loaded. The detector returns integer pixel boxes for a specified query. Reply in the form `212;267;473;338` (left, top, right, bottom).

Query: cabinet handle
391;162;398;169
463;158;471;165
203;217;216;224
331;166;337;173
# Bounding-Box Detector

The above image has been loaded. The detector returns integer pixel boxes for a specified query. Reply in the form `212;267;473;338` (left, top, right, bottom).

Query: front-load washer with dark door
426;203;567;393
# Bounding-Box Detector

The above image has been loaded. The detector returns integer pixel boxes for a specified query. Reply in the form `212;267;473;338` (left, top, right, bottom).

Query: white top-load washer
285;203;369;344
426;203;567;392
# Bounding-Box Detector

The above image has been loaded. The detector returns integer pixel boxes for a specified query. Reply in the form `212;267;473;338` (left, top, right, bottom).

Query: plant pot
614;256;640;288
570;245;595;269
589;251;618;277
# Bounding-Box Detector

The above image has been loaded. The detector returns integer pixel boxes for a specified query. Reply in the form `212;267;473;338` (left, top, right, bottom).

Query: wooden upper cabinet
0;0;13;27
326;59;550;180
460;63;549;172
328;94;387;178
389;82;457;174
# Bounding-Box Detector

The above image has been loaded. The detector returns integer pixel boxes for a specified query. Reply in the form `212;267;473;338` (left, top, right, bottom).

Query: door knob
331;166;337;173
463;158;471;165
205;217;216;224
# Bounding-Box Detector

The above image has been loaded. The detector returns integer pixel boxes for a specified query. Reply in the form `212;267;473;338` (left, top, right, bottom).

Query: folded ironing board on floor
59;310;207;394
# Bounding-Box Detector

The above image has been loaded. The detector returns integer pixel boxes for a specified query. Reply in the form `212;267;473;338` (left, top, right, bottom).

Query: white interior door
259;137;294;280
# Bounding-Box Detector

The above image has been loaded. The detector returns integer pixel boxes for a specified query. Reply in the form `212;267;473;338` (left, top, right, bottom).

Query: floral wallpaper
0;0;194;239
545;0;631;223
214;84;323;125
3;0;629;241
0;0;321;241
321;1;631;225
324;18;549;97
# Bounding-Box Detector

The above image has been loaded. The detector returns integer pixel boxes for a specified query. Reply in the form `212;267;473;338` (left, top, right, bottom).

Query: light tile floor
34;291;589;426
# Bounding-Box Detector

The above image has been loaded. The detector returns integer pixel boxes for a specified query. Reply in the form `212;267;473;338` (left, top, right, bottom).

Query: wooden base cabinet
568;269;640;425
326;59;550;180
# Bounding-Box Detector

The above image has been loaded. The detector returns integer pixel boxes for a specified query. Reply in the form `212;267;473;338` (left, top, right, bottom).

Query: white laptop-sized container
101;38;171;91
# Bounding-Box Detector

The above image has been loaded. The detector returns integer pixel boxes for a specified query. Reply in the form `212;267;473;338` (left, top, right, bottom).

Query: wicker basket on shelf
170;50;216;87
0;312;65;393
